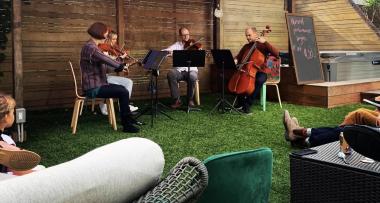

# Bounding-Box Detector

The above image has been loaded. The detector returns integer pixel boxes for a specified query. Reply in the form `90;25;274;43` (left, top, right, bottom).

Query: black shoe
130;117;145;126
123;123;140;133
242;105;252;114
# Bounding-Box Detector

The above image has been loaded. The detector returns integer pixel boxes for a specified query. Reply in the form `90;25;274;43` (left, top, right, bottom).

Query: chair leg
109;99;117;130
195;80;200;105
275;84;282;108
70;99;78;128
261;84;267;111
91;99;96;112
106;99;117;130
71;99;82;134
106;99;113;125
79;99;85;116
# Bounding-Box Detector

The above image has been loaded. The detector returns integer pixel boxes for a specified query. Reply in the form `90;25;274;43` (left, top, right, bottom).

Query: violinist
97;30;138;115
80;22;139;133
163;27;200;109
234;27;279;114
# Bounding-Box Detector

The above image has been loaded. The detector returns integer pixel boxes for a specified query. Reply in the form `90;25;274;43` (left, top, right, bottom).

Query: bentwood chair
69;61;117;134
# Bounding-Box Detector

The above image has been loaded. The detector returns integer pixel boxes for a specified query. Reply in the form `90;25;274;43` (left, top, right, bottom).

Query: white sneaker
99;103;108;115
129;105;138;112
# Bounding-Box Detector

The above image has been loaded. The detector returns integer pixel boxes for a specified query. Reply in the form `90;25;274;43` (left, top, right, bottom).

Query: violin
184;38;203;50
227;25;272;95
98;43;141;75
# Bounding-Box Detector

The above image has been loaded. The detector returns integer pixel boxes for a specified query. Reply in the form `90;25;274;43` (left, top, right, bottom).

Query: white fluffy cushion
0;137;165;203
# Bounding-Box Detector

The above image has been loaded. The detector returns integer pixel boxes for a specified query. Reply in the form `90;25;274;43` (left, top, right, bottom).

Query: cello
227;26;271;95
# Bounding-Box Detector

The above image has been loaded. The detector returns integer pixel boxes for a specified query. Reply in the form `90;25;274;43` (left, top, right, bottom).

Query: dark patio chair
134;157;208;203
343;125;380;161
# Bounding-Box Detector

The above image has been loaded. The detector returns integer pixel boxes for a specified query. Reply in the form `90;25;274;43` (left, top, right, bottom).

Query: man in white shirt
163;27;198;109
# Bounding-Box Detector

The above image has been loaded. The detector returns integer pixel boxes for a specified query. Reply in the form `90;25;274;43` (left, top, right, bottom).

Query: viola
227;25;272;95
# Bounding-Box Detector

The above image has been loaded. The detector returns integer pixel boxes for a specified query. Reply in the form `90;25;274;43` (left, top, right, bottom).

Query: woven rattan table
290;141;380;203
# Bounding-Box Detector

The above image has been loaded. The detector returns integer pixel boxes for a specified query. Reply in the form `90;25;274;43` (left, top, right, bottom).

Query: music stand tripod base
135;50;174;127
209;49;243;115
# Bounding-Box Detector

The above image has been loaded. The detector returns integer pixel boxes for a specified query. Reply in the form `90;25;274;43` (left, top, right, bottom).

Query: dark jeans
309;126;343;147
237;72;267;108
96;84;131;126
167;69;198;101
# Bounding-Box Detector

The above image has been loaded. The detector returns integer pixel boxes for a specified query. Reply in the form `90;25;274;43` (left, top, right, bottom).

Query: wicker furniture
290;141;380;203
134;157;208;203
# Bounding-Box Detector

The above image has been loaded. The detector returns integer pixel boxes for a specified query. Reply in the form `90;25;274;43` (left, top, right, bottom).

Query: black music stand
173;50;205;113
209;49;242;114
136;50;173;127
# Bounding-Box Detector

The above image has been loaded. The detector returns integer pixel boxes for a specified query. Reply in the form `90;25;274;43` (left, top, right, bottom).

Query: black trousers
96;84;131;125
237;72;267;108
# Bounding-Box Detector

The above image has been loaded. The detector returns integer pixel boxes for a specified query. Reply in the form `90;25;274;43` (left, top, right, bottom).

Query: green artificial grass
18;94;371;202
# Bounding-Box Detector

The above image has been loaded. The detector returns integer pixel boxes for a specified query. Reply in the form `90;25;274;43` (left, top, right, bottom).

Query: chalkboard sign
286;13;324;84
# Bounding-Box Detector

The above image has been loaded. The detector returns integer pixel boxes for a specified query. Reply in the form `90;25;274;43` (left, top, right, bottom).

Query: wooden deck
267;67;380;108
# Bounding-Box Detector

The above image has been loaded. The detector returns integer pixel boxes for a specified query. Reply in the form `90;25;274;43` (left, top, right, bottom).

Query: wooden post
12;0;23;107
116;0;125;48
287;0;295;13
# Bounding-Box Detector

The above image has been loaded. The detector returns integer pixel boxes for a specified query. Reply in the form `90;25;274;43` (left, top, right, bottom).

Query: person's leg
247;72;267;106
107;75;133;98
0;138;165;203
307;127;343;147
341;108;380;126
182;71;198;104
106;75;138;112
167;69;182;100
97;84;139;133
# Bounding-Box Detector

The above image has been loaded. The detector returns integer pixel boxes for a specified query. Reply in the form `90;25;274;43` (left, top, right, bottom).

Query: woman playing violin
99;31;129;62
80;22;139;133
162;27;200;109
234;27;279;114
97;30;138;115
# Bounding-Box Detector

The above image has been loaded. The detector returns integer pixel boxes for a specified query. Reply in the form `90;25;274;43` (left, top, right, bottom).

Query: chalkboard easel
286;13;324;84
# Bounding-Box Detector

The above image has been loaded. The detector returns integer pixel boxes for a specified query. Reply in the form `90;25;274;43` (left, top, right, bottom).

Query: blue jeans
309;126;343;147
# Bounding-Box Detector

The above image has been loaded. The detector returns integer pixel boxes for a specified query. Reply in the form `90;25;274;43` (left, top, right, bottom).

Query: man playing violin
98;30;138;115
234;27;279;114
80;22;139;133
163;27;199;109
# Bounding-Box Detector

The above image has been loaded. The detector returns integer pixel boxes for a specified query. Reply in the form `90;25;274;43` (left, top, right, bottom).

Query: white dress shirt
162;41;198;72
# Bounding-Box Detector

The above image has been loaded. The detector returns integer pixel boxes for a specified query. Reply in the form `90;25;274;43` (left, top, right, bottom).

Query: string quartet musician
162;27;200;109
80;22;139;133
98;30;138;115
234;27;279;114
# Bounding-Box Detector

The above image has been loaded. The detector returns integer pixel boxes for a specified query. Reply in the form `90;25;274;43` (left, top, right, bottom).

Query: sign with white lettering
286;13;324;84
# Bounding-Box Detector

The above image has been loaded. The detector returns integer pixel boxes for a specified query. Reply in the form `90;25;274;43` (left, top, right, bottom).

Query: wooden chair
178;80;200;105
260;56;282;111
69;61;117;134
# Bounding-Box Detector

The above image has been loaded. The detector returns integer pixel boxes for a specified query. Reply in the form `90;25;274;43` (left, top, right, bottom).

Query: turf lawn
18;94;371;202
